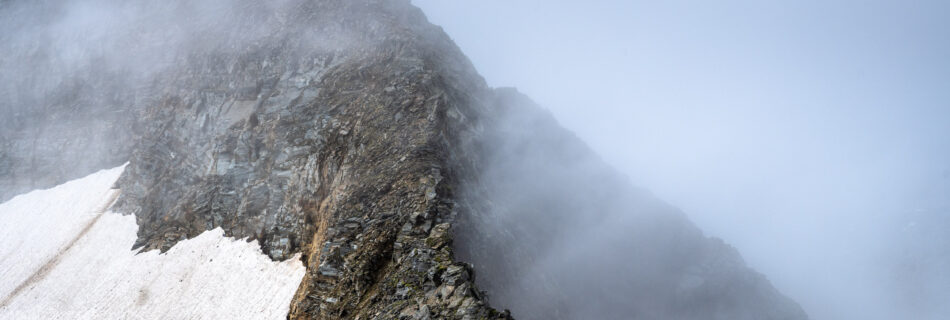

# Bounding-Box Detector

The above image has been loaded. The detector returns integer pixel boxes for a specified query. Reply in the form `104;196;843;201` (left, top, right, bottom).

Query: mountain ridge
0;1;807;319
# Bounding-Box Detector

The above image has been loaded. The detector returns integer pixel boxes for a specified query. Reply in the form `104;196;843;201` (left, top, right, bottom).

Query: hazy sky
413;1;950;319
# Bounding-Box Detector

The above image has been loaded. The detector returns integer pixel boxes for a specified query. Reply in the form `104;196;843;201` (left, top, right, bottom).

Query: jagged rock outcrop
0;0;807;319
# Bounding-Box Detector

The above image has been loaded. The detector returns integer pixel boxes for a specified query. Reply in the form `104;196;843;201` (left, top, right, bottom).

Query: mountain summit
0;1;807;319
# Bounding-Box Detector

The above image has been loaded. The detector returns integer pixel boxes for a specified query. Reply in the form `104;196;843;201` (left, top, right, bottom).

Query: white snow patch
0;166;306;319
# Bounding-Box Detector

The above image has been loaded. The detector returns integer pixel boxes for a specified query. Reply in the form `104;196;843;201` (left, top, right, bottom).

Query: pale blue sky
413;1;950;319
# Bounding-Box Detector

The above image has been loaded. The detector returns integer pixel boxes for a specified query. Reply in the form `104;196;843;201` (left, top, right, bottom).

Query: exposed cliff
0;0;807;319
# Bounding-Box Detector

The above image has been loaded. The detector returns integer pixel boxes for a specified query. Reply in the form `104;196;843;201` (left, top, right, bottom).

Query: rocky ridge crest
0;1;807;319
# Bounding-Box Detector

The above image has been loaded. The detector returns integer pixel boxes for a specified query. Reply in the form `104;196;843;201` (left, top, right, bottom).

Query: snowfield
0;166;306;319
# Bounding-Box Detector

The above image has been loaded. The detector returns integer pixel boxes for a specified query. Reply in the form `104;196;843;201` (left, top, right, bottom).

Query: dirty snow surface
0;166;306;319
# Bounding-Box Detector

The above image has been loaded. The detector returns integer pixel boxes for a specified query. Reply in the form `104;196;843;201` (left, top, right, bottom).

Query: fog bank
414;1;950;319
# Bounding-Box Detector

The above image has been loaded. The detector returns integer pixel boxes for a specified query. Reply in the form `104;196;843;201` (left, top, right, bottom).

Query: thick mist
1;0;290;106
0;0;351;117
454;89;805;319
0;0;357;201
416;1;950;319
2;0;947;319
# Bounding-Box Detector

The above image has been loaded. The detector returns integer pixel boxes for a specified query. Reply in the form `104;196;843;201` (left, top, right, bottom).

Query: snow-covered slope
0;166;306;319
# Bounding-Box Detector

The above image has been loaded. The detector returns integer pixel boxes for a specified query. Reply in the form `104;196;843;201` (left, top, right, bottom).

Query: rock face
0;0;807;319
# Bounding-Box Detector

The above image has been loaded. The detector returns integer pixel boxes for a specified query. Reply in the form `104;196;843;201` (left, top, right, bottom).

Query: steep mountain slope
454;89;805;319
0;0;807;319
